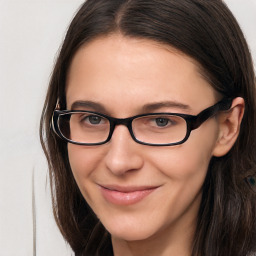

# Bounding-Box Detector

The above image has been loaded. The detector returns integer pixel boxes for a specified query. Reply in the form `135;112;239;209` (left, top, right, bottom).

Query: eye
139;115;180;129
79;114;106;126
87;115;102;125
155;118;170;127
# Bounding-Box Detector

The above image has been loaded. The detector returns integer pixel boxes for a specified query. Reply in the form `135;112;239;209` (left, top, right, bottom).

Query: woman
40;0;256;255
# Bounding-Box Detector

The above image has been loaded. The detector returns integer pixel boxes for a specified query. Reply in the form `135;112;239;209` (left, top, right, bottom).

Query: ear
213;97;245;157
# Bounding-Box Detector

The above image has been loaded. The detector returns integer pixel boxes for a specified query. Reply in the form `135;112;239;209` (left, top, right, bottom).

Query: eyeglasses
52;98;232;146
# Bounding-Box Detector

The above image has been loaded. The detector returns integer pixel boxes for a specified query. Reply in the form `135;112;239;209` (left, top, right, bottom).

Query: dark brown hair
40;0;256;255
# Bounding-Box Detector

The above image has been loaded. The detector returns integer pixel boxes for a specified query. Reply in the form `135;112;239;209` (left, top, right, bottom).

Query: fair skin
65;34;244;256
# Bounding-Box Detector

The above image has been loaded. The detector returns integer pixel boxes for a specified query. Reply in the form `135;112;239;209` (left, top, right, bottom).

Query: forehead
66;34;218;115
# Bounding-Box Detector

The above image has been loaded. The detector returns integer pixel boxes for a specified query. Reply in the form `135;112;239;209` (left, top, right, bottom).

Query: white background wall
0;1;255;255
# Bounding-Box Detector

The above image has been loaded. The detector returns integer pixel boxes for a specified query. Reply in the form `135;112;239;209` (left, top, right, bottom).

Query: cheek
147;120;219;183
147;146;210;194
67;144;103;185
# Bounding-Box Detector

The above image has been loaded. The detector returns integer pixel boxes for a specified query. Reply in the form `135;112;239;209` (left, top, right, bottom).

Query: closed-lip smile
99;184;160;205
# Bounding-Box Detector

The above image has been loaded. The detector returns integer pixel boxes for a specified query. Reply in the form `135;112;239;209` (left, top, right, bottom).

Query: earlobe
213;97;245;157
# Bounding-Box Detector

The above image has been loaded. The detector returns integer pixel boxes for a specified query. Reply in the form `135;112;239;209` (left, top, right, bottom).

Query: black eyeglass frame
52;98;233;146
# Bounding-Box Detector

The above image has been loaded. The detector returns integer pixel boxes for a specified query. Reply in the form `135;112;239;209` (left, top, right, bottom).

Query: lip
99;185;159;205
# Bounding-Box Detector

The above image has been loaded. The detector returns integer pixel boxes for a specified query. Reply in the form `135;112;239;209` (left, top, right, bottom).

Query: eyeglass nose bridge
107;116;136;143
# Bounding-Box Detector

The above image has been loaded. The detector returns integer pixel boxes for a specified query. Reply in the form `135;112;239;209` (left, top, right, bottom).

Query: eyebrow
71;101;106;112
141;101;191;112
70;100;191;113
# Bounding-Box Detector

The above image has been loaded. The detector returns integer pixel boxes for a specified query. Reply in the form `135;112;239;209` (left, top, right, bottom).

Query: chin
103;219;157;242
110;230;153;242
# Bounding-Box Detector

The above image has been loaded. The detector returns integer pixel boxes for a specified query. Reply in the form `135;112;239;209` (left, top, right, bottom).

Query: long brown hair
40;1;256;255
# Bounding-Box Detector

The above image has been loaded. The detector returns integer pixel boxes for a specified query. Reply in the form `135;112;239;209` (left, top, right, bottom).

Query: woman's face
66;34;220;243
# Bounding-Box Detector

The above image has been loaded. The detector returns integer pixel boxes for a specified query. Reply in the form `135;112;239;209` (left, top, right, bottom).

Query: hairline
66;32;220;100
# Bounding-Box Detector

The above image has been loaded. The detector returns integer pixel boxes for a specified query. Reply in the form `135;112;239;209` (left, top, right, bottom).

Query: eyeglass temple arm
51;99;63;139
191;98;233;130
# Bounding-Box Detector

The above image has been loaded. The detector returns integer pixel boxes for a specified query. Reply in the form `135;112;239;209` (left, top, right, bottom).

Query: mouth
99;185;159;205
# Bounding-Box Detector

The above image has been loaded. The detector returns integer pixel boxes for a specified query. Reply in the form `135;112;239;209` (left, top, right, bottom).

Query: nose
104;125;144;176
